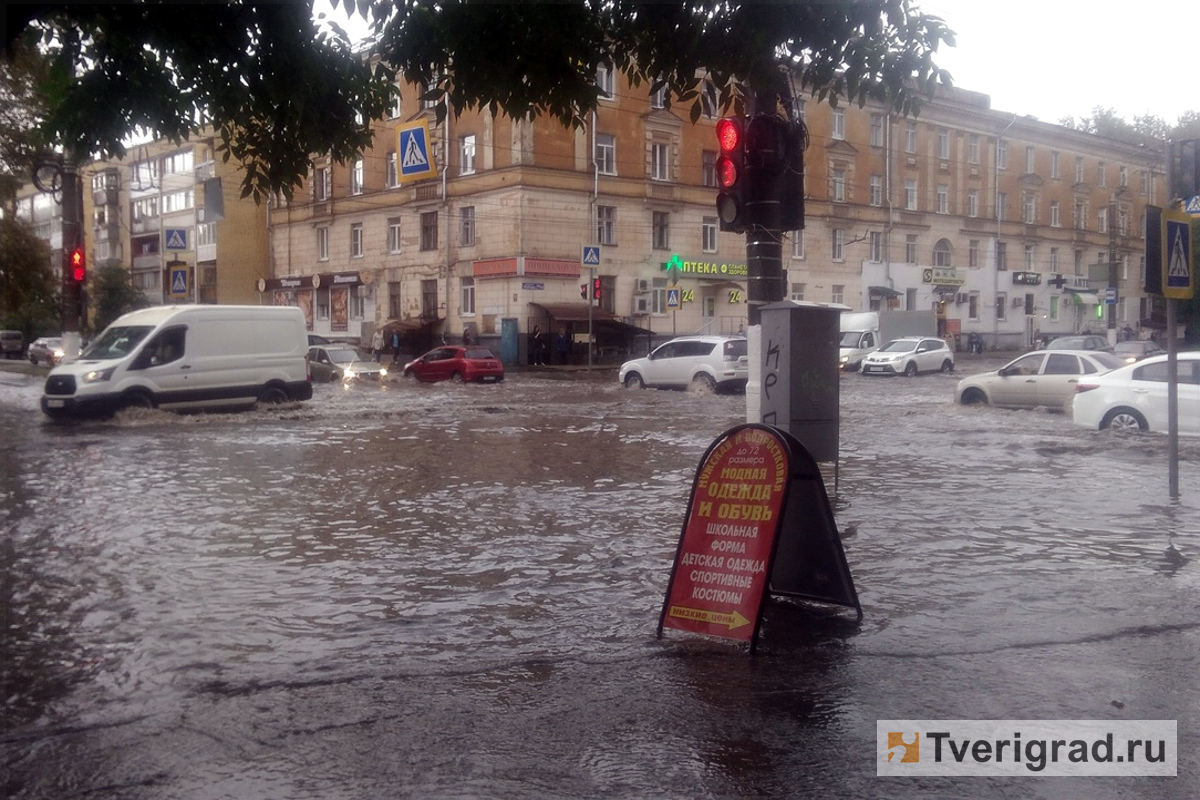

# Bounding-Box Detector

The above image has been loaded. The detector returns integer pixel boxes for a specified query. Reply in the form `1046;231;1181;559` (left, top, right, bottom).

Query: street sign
1105;287;1118;305
581;245;601;267
168;265;190;300
666;287;681;310
396;120;437;183
1163;208;1195;300
165;228;187;250
1185;195;1200;215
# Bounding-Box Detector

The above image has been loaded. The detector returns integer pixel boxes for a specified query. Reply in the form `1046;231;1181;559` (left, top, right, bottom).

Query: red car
403;346;505;383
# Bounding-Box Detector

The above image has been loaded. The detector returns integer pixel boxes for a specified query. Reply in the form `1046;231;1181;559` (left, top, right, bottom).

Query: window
938;129;949;159
702;150;716;188
702;216;717;252
869;231;883;262
832;109;845;140
832;168;846;202
461;277;475;316
317;227;329;261
350;159;364;195
351;223;363;258
905;121;917;153
388;282;401;319
969;292;980;321
460;135;476;175
596;62;614;99
389;80;402;118
831;284;845;305
1022;192;1036;224
1140;169;1150;194
933;239;951;267
905;179;918;211
997;139;1008;169
595;134;616;175
967;189;978;218
1075;156;1084;183
905;234;917;263
997;192;1007;221
315;166;330;201
161;190;194;213
995;241;1007;270
936;184;948;214
420;211;438;251
968;134;979;164
1025;146;1035;174
791;230;804;259
386;151;398;188
790;282;805;303
132;159;159;189
1024;244;1034;270
1098;209;1108;234
133;197;158;220
650;82;667;109
1050;247;1060;272
460;206;475;246
652;211;669;249
597;205;616;245
1074;249;1084;275
1118;209;1129;235
1051;151;1060;178
996;292;1007;321
869;175;883;206
968;239;980;268
870;114;884;147
1050;200;1060;227
1097;161;1106;187
196;222;216;247
832;229;844;261
701;83;717;118
388;217;401;253
163;151;193;175
1074;200;1086;230
651;142;670;181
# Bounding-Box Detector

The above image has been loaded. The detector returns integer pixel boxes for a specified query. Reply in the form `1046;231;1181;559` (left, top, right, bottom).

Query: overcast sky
921;0;1199;125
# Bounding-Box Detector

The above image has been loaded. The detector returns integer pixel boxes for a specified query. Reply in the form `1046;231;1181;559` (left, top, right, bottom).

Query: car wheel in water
941;359;954;372
1101;408;1147;432
120;391;155;412
258;386;289;406
691;374;717;393
623;373;645;389
451;372;464;383
904;362;918;377
959;388;988;406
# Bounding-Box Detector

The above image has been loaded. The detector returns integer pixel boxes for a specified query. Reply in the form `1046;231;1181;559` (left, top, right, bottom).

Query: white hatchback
861;336;955;376
1072;352;1200;435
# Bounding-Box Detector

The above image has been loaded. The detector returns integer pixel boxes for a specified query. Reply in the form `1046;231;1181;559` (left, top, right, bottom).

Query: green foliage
7;1;955;201
90;263;150;333
0;215;58;337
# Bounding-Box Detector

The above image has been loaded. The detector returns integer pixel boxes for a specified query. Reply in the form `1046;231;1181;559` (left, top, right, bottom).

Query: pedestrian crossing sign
169;266;190;299
581;245;601;267
397;120;438;184
1163;209;1195;299
666;287;681;310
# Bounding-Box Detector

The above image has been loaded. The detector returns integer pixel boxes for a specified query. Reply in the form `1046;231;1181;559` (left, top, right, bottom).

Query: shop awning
868;285;903;297
530;303;655;336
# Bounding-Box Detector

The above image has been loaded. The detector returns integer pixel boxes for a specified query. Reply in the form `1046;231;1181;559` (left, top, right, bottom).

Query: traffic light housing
580;282;589;300
592;277;602;301
68;246;86;283
715;116;748;232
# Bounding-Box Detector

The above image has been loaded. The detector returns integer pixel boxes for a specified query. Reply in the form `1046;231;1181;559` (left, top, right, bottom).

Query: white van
41;305;313;419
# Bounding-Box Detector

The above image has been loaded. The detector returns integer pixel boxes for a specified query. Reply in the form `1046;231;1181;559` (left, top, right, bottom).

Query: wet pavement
1;354;1197;799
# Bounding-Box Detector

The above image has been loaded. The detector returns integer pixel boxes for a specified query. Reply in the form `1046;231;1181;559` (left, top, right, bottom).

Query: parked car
860;336;954;376
1045;334;1112;352
308;333;333;346
955;349;1124;411
1072;352;1200;435
618;335;749;392
28;337;65;366
403;346;505;383
1;329;24;359
1112;339;1166;364
307;345;386;382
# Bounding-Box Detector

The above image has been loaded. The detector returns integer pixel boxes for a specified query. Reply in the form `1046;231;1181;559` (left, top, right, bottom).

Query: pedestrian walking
372;328;384;362
391;330;402;364
529;325;545;366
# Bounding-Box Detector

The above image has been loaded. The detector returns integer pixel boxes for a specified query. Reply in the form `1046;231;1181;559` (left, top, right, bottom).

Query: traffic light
580;282;589;300
715;116;749;232
68;246;86;283
592;277;602;301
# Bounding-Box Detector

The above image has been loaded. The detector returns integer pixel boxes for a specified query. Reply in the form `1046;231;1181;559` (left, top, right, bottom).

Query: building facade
16;66;1165;357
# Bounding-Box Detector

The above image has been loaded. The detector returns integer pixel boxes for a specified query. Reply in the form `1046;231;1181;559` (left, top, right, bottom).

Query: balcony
132;217;161;234
133;253;161;271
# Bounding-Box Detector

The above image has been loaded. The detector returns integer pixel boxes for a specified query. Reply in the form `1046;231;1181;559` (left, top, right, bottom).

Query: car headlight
378;367;388;377
343;368;357;379
83;366;116;383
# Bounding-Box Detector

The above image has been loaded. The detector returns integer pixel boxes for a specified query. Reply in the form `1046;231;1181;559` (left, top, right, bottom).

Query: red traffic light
69;247;86;282
716;117;741;154
717;155;738;189
592;277;602;300
580;283;589;300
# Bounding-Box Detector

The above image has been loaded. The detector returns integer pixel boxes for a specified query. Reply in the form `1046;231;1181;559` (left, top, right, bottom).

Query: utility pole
34;155;87;358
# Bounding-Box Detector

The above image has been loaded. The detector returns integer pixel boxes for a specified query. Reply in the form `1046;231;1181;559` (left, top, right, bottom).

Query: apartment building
16;65;1162;356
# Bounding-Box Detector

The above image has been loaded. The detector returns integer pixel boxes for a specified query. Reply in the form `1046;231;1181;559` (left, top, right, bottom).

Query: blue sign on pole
165;228;187;250
397;120;438;183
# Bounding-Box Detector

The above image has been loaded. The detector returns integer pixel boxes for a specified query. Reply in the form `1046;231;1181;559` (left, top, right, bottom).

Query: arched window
933;238;953;267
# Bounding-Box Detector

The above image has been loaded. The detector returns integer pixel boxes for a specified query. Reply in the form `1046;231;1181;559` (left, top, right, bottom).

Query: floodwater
1;359;1198;799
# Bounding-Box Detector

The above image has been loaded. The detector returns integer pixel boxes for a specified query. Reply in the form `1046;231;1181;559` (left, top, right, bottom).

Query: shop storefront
258;270;373;340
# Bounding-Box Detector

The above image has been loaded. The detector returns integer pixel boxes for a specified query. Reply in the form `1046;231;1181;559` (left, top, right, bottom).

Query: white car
619;335;748;393
1072;352;1200;435
956;349;1124;411
860;336;954;376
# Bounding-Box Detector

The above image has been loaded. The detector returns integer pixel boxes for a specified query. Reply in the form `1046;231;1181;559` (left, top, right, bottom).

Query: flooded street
2;359;1198;799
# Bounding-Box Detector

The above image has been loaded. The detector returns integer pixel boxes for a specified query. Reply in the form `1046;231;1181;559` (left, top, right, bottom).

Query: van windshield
81;325;155;360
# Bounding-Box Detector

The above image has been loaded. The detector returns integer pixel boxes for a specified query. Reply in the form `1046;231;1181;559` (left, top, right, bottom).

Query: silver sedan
955;349;1124;411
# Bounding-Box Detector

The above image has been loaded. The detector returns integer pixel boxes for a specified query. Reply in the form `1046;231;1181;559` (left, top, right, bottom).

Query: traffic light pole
746;234;785;326
60;164;86;358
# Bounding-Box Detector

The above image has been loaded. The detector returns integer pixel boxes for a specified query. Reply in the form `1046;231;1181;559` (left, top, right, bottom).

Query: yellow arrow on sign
667;605;752;630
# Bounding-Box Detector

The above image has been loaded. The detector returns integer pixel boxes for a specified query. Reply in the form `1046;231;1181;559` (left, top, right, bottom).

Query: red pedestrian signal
69;247;86;283
592;277;602;301
715;116;748;232
580;282;589;300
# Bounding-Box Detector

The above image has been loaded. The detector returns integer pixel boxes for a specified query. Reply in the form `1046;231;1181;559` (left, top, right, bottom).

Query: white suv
861;336;955;376
619;335;749;393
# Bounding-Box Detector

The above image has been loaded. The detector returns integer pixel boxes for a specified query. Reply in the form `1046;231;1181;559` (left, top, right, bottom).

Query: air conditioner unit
634;296;651;314
635;278;652;293
955;293;969;304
